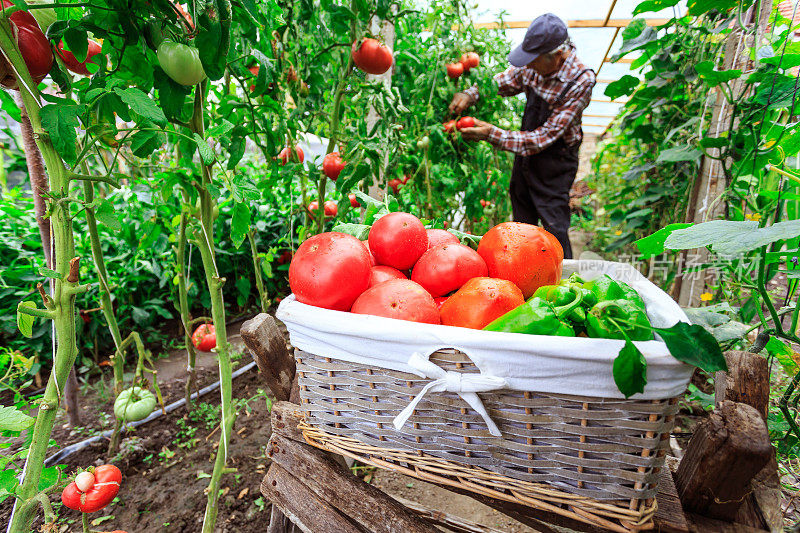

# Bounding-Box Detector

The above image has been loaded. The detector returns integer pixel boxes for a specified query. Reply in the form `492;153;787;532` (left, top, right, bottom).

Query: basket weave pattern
296;348;678;531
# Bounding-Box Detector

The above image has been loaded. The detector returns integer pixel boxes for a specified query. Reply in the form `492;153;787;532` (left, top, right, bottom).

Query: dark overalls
509;69;592;259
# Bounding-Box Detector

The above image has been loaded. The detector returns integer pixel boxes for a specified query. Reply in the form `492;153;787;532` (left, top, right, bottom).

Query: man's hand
459;119;493;141
448;92;473;115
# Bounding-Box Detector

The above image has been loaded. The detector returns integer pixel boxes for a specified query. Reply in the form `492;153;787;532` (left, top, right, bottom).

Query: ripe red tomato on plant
0;0;52;89
477;222;563;299
351;38;393;75
278;146;304;165
191;324;216;352
323;200;338;218
411;244;488;297
349;193;360;208
369;265;407;287
289;232;371;311
61;465;122;513
351;279;440;324
248;64;259;91
402;174;412;184
368;212;428;271
440;277;524;329
388;178;402;195
426;229;459;249
456;117;475;130
276;250;293;265
443;120;457;133
446;62;463;79
322;152;346;180
460;52;479;71
56;39;101;76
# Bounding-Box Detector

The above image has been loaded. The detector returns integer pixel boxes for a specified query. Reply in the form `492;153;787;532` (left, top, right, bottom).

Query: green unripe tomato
114;387;156;422
417;136;430;150
157;40;206;86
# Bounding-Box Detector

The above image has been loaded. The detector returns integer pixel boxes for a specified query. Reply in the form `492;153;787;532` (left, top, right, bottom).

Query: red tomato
440;277;524;329
446;62;463;79
351;38;393;75
0;1;52;89
361;240;376;266
477;222;563;299
443;221;449;229
369;265;407;287
402;174;412;184
248;64;259;91
456;117;475;130
61;464;122;513
368;212;428;270
388;178;402;195
434;296;449;310
351;279;439;324
191;324;216;352
443;120;457;133
349;193;360;208
56;40;101;76
411;244;488;297
322;152;346;180
276;250;293;265
278;146;304;165
426;229;459;249
289;232;371;310
323;200;338;217
460;52;479;70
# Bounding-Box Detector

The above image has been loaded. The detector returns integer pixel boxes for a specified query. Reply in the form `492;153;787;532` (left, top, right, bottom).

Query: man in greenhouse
453;13;596;259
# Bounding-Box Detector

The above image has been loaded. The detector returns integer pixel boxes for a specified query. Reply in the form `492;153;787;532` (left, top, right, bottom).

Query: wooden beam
583;113;618;118
715;351;769;420
240;313;295;402
602;0;619;27
472;18;670;30
675;401;772;521
591;97;629;103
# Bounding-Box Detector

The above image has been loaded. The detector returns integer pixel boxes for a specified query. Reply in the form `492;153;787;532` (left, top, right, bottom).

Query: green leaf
694;60;742;87
114;88;167;127
613;340;647;398
207;119;234;137
622;18;647;40
130;129;165;158
655;322;727;372
635;223;692;258
16;302;36;338
0;470;18;504
761;54;800;70
62;27;88;62
656;145;702;164
0;405;34;432
764;337;798;376
604;75;639;100
40;103;83;164
95;198;121;231
194;133;215;165
37;267;62;279
687;0;738;16
230;202;250;248
664;220;800;255
621;163;655;181
633;0;680;15
331;223;371;241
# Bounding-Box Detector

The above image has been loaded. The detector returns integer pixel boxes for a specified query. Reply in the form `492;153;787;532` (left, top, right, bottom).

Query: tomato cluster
288;214;563;330
445;51;480;80
0;0;52;89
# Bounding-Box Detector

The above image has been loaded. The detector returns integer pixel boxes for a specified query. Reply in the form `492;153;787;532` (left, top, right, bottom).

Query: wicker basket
295;347;679;533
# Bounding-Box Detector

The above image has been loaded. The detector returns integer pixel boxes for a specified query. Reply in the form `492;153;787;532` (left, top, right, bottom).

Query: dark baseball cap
508;13;568;67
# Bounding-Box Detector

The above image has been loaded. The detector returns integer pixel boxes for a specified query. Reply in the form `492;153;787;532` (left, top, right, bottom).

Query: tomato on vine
0;0;52;88
278;146;304;165
114;386;156;422
351;37;393;75
156;40;206;86
61;464;122;513
322;152;346;180
192;324;216;352
56;39;101;76
349;193;360;208
460;52;479;71
446;62;463;79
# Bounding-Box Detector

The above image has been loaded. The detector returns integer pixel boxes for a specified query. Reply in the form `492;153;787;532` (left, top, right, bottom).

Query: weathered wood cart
241;313;782;533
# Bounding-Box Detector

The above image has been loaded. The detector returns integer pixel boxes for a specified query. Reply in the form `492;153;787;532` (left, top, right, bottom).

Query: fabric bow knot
392;351;507;437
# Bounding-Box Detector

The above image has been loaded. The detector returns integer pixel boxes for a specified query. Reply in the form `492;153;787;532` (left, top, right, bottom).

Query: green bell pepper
484;297;576;336
583;274;624;302
533;283;588;324
586;299;653;341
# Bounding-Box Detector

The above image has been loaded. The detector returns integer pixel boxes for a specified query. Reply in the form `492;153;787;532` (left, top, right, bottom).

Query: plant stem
247;228;269;312
189;82;236;533
174;195;198;409
2;20;80;532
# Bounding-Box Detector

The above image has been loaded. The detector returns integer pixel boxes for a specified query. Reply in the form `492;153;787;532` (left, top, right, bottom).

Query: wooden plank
675;401;772;521
271;400;306;441
262;464;366;533
471;18;670;30
655;469;690;533
391;494;508;533
267;434;439;533
715;351;769;420
240;313;295;401
687;512;770;533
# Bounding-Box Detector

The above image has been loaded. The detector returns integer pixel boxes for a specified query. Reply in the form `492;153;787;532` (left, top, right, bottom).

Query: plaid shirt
463;50;595;156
